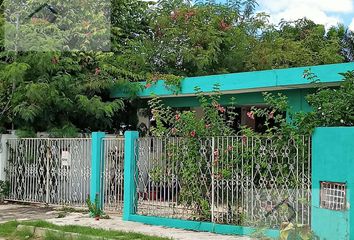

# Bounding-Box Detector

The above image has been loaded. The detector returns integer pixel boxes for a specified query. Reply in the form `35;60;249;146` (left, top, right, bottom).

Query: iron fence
134;136;311;228
5;138;91;207
101;138;125;213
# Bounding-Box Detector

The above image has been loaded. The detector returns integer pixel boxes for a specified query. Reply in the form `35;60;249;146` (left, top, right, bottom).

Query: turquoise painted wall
162;88;312;111
111;63;354;99
161;88;313;122
312;127;354;240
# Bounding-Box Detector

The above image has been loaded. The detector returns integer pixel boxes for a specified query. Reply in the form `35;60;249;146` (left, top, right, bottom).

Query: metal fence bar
5;138;91;207
102;137;125;213
134;135;312;228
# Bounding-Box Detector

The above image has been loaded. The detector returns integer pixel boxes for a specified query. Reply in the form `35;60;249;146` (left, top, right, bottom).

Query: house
111;62;354;132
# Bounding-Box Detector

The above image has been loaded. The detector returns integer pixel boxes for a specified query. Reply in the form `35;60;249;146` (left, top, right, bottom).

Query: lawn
0;220;171;240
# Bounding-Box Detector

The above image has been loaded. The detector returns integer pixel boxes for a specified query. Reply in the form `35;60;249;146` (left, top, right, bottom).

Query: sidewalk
1;204;252;240
48;212;253;240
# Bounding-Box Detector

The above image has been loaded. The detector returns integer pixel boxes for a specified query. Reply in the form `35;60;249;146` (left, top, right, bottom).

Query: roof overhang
111;63;354;99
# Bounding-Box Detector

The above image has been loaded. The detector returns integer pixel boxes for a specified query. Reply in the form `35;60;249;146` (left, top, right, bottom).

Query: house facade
112;62;354;132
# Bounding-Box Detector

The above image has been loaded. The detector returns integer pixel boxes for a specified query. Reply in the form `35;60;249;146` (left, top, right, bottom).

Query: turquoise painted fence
88;128;354;239
118;132;316;238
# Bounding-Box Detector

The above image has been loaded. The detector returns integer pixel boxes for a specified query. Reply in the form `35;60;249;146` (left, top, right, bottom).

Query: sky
257;0;354;31
201;0;354;30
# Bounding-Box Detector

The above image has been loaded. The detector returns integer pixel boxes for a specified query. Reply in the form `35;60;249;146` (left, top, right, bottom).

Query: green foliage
294;71;354;132
280;223;318;240
48;124;79;138
246;19;345;70
86;195;103;218
0;0;352;135
0;180;10;200
148;85;310;224
0;0;151;135
144;1;259;76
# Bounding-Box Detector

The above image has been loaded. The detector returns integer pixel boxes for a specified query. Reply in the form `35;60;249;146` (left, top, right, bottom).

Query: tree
0;0;150;136
295;71;354;132
140;0;261;77
342;29;354;62
245;18;345;70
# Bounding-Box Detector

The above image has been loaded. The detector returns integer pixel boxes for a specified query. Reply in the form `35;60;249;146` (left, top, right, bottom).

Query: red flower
247;111;255;120
175;114;180;121
95;68;101;75
219;20;231;31
145;83;152;89
190;130;196;137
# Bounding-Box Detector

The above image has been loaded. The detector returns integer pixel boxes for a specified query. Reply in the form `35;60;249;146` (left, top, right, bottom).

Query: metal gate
101;138;125;213
134;136;311;228
5;138;91;207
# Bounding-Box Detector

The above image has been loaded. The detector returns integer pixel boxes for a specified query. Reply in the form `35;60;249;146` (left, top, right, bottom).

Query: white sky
258;0;354;30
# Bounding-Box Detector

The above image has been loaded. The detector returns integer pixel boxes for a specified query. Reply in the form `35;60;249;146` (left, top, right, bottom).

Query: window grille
320;182;346;211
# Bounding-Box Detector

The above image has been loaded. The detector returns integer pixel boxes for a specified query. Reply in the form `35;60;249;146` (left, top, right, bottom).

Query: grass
0;220;171;240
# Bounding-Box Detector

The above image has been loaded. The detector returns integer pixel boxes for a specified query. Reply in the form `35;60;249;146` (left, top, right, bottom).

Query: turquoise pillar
90;132;105;206
312;127;354;240
123;131;139;221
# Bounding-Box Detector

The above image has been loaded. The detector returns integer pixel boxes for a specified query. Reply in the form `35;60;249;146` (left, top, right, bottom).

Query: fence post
123;131;139;221
90;132;105;207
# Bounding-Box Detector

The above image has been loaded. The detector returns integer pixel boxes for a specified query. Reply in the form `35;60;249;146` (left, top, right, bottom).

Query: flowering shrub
148;84;236;138
260;70;354;134
147;85;310;225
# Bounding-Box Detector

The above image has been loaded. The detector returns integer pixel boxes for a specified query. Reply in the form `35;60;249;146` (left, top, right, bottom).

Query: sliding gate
5;138;91;207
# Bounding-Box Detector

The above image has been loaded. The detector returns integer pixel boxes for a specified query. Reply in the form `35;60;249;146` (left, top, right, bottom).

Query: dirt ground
0;203;57;224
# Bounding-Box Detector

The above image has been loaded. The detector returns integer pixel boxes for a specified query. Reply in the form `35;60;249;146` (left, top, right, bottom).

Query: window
320;181;346;211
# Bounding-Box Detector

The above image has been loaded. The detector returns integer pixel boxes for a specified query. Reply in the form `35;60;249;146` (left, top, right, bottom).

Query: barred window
320;182;346;211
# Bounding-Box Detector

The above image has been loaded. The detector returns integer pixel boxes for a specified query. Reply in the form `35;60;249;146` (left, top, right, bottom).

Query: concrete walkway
48;213;252;240
0;204;57;224
0;204;252;240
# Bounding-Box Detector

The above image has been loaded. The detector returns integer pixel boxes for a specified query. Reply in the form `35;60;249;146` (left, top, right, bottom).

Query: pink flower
175;114;180;121
213;149;219;165
247;111;255;120
227;145;233;151
95;68;101;75
190;130;196;137
214;104;226;113
242;135;247;145
218;106;226;113
269;110;275;119
145;83;152;89
205;124;211;129
171;128;177;135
